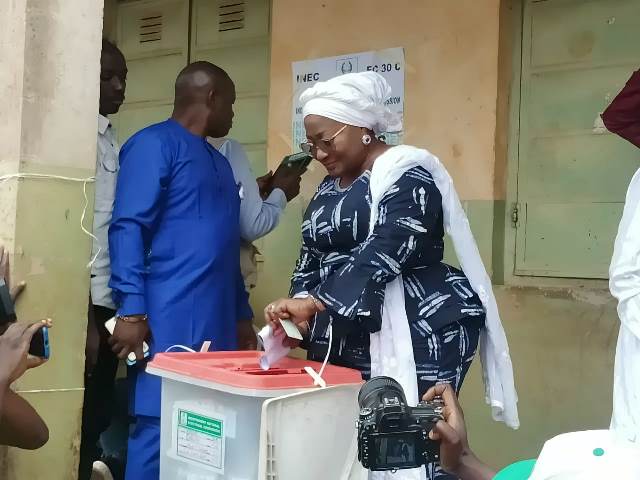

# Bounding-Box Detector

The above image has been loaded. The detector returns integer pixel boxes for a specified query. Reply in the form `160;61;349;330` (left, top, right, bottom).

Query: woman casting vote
264;72;518;479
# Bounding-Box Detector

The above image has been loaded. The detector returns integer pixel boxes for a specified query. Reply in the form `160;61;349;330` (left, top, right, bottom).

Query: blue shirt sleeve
109;131;172;315
220;139;286;242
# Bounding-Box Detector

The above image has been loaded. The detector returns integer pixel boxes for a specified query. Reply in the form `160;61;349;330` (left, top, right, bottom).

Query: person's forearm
0;389;49;449
109;220;149;316
239;189;286;242
454;451;497;480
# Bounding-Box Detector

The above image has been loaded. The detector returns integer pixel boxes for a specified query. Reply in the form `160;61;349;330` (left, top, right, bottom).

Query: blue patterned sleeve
289;244;323;297
289;177;333;297
315;167;442;332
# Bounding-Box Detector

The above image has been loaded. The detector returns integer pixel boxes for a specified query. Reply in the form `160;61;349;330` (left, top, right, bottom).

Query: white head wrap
299;72;402;134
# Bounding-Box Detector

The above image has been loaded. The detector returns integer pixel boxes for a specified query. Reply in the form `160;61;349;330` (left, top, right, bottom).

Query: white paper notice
175;409;225;473
292;47;405;150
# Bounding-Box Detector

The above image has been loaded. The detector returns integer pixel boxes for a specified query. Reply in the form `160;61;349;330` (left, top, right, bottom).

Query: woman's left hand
264;297;318;334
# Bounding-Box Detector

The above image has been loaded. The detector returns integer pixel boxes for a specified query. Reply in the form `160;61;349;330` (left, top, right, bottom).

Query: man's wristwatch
117;314;148;324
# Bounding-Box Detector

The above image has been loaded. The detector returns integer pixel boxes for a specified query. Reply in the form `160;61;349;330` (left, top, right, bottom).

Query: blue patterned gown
291;166;485;479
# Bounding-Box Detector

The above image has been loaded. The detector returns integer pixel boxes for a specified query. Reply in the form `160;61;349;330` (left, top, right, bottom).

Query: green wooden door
190;0;271;175
112;0;190;143
515;0;640;278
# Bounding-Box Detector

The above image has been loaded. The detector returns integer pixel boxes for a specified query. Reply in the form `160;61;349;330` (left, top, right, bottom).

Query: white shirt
528;430;640;479
213;138;287;242
90;114;119;310
609;167;640;443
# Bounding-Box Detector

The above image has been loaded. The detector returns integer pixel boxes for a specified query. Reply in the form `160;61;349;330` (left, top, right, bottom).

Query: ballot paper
257;325;290;370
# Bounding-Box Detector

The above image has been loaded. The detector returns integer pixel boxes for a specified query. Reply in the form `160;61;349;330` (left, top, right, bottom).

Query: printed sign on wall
292;47;405;150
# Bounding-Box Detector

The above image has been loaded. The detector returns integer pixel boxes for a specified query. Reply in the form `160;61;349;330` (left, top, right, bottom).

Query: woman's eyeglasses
300;124;348;155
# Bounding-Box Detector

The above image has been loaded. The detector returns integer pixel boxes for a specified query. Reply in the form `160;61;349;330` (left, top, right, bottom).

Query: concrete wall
258;0;621;470
267;0;501;200
0;0;104;477
463;287;617;468
254;0;503;312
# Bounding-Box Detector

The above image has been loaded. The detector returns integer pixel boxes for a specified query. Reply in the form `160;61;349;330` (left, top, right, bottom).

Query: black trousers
78;301;118;480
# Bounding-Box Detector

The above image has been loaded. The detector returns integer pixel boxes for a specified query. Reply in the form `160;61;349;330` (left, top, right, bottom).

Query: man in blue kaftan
108;62;255;479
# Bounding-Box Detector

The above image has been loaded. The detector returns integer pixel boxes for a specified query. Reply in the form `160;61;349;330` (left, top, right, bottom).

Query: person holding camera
0;320;51;450
264;71;518;479
426;382;640;479
422;384;495;480
0;246;51;450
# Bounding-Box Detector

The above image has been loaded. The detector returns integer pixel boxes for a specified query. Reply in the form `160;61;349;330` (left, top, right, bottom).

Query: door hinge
511;203;520;228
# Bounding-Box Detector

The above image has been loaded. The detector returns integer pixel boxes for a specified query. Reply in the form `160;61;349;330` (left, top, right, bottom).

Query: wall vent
219;2;245;32
139;14;163;43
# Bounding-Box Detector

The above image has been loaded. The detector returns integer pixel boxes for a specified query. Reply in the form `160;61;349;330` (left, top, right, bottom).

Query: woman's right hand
263;297;318;334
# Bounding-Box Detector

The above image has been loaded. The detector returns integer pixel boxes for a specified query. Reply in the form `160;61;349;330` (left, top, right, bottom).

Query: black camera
357;376;444;471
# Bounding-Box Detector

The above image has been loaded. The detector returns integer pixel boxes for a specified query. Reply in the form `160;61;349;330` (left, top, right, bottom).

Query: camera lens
358;376;406;410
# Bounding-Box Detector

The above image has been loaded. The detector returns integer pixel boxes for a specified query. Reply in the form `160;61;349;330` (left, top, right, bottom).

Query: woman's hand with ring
263;297;321;334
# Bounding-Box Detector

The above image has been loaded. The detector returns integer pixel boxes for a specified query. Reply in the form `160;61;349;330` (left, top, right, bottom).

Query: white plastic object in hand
278;318;303;340
104;317;150;365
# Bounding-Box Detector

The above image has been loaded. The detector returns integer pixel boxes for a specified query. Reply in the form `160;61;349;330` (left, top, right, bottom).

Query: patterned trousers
413;314;485;480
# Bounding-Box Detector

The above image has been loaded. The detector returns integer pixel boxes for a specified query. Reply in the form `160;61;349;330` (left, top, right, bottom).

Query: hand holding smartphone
0;279;50;360
269;152;312;202
278;152;313;173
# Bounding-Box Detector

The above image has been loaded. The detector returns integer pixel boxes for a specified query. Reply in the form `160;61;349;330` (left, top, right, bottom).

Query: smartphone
28;326;50;359
104;317;150;366
277;152;312;174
